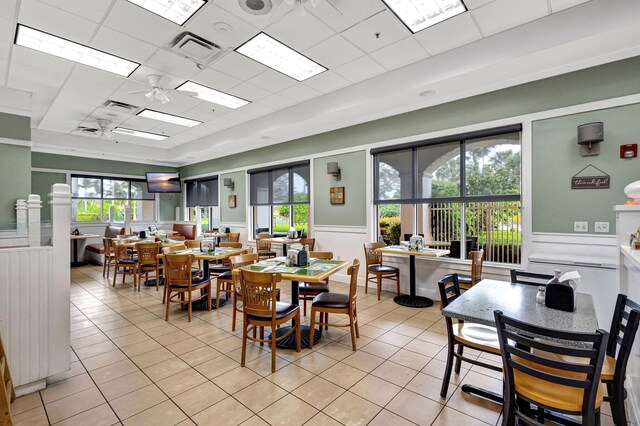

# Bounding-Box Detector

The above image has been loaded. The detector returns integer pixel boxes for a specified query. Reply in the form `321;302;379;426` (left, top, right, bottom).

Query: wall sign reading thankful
571;164;610;189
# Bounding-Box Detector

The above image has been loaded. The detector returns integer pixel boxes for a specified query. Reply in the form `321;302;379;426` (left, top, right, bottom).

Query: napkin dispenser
409;235;424;250
200;238;215;252
287;249;308;267
287;227;297;239
544;271;579;312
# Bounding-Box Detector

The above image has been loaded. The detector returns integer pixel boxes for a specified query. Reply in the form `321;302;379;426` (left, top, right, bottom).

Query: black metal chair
510;269;553;286
437;274;502;398
494;310;609;426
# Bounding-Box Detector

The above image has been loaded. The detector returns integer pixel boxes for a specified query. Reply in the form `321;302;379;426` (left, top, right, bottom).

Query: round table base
270;325;322;349
393;294;434;308
143;278;164;287
71;261;88;267
188;297;227;311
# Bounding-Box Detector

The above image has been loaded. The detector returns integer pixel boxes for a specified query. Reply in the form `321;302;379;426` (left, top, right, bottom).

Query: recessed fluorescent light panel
382;0;467;33
137;109;202;127
175;81;250;109
235;33;326;82
126;0;207;25
113;127;168;140
14;25;139;77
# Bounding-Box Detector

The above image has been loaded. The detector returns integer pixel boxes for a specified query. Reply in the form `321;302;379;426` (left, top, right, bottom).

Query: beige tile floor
9;265;623;425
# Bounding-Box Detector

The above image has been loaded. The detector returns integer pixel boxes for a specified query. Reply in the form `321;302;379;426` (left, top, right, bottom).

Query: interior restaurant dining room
2;0;640;425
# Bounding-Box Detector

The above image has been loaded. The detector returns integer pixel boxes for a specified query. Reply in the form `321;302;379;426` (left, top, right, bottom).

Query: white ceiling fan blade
127;89;151;94
167;89;198;97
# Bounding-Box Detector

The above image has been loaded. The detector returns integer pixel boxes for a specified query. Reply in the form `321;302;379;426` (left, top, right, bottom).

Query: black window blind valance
248;161;310;206
185;176;218;207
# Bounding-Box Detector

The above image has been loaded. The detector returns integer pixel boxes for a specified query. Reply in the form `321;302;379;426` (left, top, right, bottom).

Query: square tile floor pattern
10;265;622;425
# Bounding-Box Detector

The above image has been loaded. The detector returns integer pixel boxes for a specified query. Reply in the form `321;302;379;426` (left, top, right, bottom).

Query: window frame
71;174;156;223
372;124;522;264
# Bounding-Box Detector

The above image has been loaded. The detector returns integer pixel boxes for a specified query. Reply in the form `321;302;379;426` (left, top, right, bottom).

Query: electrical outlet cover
574;221;588;232
594;221;609;233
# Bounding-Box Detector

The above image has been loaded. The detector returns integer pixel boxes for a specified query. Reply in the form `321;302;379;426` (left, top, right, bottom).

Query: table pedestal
71;239;87;267
393;255;433;308
269;279;320;349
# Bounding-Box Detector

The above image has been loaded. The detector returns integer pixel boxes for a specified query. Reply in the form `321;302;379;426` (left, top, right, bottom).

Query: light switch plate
574;221;588;232
594;221;609;233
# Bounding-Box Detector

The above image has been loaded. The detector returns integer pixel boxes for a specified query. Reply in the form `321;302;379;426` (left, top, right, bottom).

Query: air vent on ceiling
102;100;138;113
168;32;227;65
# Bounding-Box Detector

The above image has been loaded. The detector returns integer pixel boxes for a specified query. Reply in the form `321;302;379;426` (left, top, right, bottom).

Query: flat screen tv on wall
146;172;182;193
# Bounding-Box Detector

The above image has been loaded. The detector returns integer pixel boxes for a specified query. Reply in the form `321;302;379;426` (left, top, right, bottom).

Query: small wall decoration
571;164;610;189
330;187;345;205
228;195;237;208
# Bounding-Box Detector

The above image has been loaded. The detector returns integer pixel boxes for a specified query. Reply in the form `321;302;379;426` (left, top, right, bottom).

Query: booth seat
86;226;125;264
173;223;197;240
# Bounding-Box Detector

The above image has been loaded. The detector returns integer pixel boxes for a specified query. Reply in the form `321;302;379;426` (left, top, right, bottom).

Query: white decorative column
27;194;42;247
15;199;27;235
124;205;131;234
196;208;202;236
49;184;70;379
108;205;114;223
175;206;181;222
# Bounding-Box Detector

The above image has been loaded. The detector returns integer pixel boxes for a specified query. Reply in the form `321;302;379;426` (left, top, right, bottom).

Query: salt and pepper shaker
536;286;546;304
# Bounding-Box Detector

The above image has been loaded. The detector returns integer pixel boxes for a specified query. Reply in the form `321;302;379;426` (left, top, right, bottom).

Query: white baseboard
14;379;46;397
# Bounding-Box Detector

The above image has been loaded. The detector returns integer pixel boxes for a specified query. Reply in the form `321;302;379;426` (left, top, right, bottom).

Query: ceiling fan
127;74;197;104
75;119;116;138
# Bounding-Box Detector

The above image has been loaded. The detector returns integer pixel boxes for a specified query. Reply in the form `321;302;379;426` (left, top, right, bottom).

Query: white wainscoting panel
0;247;53;390
313;226;369;284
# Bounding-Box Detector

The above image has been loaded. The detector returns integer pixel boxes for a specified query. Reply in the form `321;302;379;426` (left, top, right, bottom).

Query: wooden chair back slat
363;242;385;266
348;260;361;302
164;254;195;285
309;251;332;260
136;242;161;265
237;270;281;318
219;242;242;248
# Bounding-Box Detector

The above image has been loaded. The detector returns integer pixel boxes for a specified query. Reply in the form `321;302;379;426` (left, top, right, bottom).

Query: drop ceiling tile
192;67;242;91
9;49;74;87
463;0;496;9
145;50;200;80
39;0;112;23
309;0;386;32
148;122;186;136
0;59;7;85
172;105;215;123
216;0;276;29
305;34;364;69
18;0;98;43
370;37;429;71
2;0;18;19
68;67;127;93
333;55;386;83
301;71;351;94
184;122;223;137
279;83;322;103
258;93;297;110
121;115;162;131
265;9;335;52
238;102;275;119
184;3;260;49
212;51;266;80
414;12;482;55
229;80;272;101
103;0;180;47
341;10;409;53
248;69;297;93
187;101;233;118
91;27;158;65
549;0;590;13
471;0;549;36
0;18;14;60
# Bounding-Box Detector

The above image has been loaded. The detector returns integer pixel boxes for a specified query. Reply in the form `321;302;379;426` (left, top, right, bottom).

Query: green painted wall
0;112;30;141
532;103;640;234
220;171;246;223
314;151;367;227
31;152;180;221
31;171;66;221
181;57;640;178
0;144;31;223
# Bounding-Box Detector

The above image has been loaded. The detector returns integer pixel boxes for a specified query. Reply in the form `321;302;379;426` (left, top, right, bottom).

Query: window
249;161;310;238
71;175;155;222
373;125;522;264
185;177;220;232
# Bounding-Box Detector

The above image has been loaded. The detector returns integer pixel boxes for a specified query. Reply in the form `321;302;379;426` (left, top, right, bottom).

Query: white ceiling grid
2;0;640;166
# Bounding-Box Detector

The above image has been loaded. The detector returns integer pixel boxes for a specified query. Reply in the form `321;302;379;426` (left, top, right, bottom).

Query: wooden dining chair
227;232;240;242
135;242;161;291
299;238;315;250
209;242;242;276
494;310;609;426
309;259;360;351
256;233;277;260
234;269;300;372
112;242;138;289
102;237;116;279
164;253;212;322
510;269;553;286
437;273;502;398
363;242;400;300
161;244;186;304
299;251;332;316
458;249;484;289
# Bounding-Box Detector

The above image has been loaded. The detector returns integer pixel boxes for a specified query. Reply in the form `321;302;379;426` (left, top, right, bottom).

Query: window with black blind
248;161;310;237
185;176;219;207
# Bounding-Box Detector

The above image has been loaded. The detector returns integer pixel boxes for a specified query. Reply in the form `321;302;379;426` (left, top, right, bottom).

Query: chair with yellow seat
437;273;502;398
494;310;609;426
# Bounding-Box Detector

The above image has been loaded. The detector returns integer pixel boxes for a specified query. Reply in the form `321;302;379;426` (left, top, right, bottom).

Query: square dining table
240;257;348;349
442;279;599;403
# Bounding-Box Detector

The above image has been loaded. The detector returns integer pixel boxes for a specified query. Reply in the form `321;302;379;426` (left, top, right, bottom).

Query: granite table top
443;279;600;345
